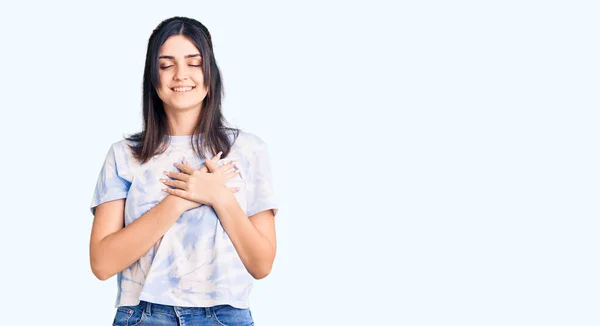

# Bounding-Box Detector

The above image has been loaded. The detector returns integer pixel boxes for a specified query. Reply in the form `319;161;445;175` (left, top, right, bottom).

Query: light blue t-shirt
90;131;278;308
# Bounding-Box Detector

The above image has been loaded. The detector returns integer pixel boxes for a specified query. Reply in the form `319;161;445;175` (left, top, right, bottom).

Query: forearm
91;196;185;280
213;192;276;279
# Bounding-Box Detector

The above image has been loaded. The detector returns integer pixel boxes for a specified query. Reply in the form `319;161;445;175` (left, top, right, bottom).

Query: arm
213;192;277;279
89;196;190;281
163;148;278;279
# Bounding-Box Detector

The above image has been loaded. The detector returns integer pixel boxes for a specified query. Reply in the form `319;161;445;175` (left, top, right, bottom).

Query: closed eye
159;65;200;69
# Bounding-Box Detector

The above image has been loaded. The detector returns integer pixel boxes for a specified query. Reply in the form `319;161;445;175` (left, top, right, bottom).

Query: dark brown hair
126;16;238;163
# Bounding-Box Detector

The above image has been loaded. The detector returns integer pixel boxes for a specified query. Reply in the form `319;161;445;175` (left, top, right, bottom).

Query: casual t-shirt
90;131;278;308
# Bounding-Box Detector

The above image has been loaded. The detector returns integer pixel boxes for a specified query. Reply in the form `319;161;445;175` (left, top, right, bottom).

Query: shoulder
232;130;269;154
102;139;137;165
108;139;133;155
233;130;268;148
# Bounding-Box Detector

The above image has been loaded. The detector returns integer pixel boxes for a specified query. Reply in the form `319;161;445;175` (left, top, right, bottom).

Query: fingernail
160;179;166;183
173;162;179;167
217;151;223;158
163;171;169;176
162;188;168;192
234;187;240;193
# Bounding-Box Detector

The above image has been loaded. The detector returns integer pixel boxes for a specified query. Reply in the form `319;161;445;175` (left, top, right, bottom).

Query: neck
164;105;201;136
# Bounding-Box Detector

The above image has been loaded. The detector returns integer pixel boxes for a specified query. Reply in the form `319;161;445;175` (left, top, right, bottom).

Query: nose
173;65;189;81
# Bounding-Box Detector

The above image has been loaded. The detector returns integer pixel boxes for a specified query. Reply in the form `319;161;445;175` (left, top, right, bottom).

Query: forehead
159;35;200;57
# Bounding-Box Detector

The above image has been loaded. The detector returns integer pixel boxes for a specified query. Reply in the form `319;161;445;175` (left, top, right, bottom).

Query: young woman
89;16;277;326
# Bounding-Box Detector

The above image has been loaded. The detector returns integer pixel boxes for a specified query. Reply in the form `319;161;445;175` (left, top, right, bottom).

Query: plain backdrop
0;1;598;325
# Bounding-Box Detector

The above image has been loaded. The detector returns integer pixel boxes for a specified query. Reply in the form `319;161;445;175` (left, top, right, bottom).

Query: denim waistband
132;300;237;317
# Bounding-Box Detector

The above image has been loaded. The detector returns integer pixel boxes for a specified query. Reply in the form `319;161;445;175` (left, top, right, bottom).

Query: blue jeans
112;301;254;326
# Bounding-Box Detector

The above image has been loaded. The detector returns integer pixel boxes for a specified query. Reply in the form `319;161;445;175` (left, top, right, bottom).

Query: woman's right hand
163;152;237;212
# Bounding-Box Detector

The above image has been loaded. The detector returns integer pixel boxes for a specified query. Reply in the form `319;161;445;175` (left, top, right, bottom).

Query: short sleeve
90;143;131;215
245;140;278;217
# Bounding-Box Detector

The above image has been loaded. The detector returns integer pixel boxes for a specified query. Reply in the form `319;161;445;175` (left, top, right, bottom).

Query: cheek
155;86;173;105
194;76;208;92
157;74;172;92
159;74;170;88
196;86;208;96
155;85;168;100
192;76;204;88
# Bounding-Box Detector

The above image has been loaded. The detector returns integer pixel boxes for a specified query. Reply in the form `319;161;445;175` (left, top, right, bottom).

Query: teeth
173;87;194;92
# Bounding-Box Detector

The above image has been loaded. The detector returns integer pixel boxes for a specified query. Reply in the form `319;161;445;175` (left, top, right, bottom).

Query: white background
0;1;598;325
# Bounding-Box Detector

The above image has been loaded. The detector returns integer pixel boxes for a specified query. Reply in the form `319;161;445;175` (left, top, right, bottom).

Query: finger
221;162;241;178
163;170;190;182
204;157;218;173
224;168;241;181
162;187;189;199
174;161;195;175
219;160;237;173
213;151;223;161
160;178;187;190
200;151;222;173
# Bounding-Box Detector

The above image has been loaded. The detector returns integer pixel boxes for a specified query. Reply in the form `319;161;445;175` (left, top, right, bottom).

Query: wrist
211;186;236;209
163;195;189;215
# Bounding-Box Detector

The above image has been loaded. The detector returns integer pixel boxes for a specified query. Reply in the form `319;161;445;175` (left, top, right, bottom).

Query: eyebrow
159;54;201;59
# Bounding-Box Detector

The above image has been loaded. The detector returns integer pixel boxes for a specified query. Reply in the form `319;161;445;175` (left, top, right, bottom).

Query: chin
167;101;203;111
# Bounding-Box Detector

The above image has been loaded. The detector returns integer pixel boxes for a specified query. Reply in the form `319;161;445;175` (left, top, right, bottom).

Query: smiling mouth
171;86;196;92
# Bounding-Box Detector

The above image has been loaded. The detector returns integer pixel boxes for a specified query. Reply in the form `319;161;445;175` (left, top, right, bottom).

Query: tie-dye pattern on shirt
90;131;278;308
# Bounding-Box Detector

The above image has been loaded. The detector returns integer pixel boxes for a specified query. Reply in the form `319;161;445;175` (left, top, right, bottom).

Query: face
156;35;208;113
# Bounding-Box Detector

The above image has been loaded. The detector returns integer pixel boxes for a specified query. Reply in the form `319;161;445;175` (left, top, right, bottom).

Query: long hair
126;16;238;163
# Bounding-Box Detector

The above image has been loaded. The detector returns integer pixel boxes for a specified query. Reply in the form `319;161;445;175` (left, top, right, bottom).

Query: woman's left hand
161;154;240;206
